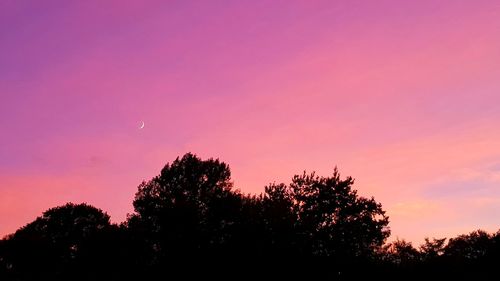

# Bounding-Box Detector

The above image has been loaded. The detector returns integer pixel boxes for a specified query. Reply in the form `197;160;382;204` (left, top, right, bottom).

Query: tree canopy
0;203;115;280
1;153;500;280
129;153;390;261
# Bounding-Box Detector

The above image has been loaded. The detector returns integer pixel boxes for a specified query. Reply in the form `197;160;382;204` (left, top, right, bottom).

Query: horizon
2;0;500;245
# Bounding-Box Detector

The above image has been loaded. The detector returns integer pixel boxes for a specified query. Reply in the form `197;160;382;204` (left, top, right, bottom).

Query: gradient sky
2;0;500;244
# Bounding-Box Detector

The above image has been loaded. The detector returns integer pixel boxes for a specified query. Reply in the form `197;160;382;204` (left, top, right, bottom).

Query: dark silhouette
128;154;389;270
0;203;117;280
129;153;244;259
1;153;500;280
420;237;447;260
382;239;420;265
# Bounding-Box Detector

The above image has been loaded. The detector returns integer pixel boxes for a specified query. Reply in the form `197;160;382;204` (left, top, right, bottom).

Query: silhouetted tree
0;152;408;279
418;230;497;279
0;203;116;280
420;237;446;260
130;153;244;261
444;230;492;261
288;170;390;258
126;153;392;279
260;183;297;255
382;239;420;265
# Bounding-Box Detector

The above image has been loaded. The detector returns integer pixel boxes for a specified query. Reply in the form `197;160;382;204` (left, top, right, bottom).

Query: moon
139;121;145;129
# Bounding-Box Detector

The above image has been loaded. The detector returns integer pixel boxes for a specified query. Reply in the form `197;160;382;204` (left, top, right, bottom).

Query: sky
1;0;500;244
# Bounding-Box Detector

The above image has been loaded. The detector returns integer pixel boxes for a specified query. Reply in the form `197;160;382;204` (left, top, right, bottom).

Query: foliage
2;153;500;279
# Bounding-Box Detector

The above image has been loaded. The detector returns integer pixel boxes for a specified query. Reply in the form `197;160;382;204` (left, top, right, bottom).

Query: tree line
1;153;499;280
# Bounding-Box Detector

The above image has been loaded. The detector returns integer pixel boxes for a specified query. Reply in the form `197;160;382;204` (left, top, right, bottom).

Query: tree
260;183;297;255
420;237;446;260
131;153;244;259
0;152;396;279
444;230;492;260
382;239;420;265
131;154;390;263
288;170;390;258
0;203;113;280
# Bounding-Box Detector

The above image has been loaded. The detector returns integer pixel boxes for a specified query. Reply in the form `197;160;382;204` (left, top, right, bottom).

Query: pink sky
2;0;500;244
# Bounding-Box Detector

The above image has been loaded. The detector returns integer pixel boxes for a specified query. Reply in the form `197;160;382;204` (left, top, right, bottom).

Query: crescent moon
139;121;145;129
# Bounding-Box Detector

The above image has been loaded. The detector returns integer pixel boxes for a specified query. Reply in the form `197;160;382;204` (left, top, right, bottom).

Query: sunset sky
2;0;500;244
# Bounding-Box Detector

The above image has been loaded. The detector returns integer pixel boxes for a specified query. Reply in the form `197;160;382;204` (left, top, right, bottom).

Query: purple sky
2;0;500;243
